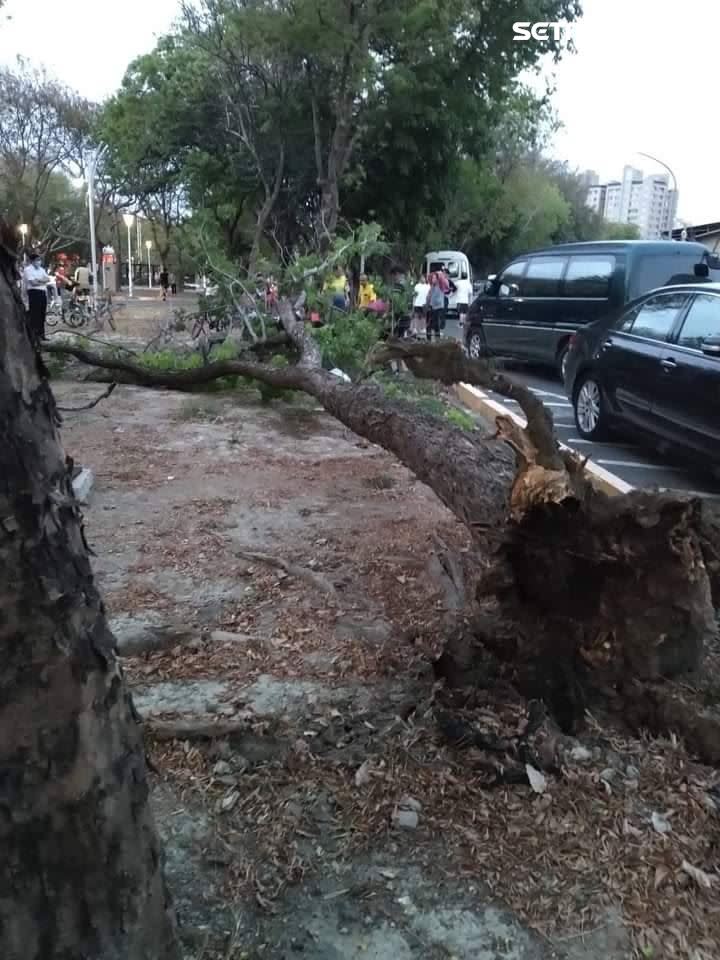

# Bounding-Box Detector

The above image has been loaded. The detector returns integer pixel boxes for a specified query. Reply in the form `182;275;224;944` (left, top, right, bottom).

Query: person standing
426;272;445;342
159;267;169;301
412;273;430;338
436;267;451;331
54;263;66;302
74;261;91;297
455;272;473;327
169;271;177;295
357;273;377;309
323;264;349;311
23;253;52;341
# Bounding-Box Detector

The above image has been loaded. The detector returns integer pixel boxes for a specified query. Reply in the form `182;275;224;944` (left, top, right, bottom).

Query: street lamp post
638;152;678;240
123;213;134;297
145;240;153;288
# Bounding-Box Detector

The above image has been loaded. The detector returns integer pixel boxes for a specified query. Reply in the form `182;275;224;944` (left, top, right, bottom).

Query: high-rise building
585;165;679;240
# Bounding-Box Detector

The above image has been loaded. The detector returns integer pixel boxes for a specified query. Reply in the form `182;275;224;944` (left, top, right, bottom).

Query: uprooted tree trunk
44;304;720;754
0;232;179;958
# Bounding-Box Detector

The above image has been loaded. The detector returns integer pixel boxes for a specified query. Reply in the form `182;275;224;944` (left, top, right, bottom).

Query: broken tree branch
143;718;253;742
57;382;117;412
235;549;338;599
370;338;563;471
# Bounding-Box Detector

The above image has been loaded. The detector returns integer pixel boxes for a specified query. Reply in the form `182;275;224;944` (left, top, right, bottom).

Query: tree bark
248;143;285;278
45;309;720;742
0;226;179;959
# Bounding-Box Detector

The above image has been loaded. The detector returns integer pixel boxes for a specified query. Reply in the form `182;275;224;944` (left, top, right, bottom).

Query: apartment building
585;165;679;240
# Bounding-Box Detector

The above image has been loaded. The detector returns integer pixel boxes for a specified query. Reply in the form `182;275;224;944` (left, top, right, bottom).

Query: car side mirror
701;337;720;356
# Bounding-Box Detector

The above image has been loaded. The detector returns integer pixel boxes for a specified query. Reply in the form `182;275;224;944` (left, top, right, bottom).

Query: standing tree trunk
0;227;179;958
248;144;285;278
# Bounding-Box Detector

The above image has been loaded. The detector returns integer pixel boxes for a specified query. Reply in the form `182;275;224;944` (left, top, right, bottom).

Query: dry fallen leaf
651;811;672;835
681;860;715;890
526;764;547;795
221;790;240;812
355;760;371;787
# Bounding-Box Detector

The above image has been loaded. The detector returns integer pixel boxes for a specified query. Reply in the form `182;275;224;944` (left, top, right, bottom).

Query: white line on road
565;437;638;450
530;388;569;401
494;396;571;409
495;393;572;410
596;459;687;473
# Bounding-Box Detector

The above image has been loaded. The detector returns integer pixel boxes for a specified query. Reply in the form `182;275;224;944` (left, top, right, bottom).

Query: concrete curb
455;382;633;498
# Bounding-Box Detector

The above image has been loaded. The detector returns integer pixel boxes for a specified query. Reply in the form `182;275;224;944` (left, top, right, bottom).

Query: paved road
445;318;720;499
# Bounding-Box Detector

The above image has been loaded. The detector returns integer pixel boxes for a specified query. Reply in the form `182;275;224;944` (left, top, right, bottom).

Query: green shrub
312;311;383;377
138;349;203;373
444;406;476;430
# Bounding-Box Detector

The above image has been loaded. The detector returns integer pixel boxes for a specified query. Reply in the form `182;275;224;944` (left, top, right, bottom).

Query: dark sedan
564;283;720;466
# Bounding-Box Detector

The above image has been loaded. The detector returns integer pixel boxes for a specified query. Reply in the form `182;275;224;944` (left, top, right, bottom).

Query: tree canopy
1;1;641;274
97;0;600;273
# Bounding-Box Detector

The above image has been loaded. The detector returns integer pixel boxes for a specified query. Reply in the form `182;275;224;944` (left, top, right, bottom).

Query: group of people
21;253;94;341
317;262;470;343
412;268;468;341
159;269;178;300
321;264;402;317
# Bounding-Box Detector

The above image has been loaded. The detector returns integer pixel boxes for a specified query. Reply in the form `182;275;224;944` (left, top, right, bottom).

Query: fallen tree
45;304;720;753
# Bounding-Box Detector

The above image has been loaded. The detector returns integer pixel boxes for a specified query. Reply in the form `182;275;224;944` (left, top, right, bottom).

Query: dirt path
53;376;719;960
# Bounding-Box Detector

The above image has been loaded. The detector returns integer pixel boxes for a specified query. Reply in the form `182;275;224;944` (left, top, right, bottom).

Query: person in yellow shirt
357;273;377;309
323;264;349;310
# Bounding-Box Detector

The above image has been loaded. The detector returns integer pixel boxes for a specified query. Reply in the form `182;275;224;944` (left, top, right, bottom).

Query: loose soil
52;360;720;960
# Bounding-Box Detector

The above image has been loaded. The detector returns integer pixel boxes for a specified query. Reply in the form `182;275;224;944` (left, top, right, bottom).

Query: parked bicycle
45;291;117;332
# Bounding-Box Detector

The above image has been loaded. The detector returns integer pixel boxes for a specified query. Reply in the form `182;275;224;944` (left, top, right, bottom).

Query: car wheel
557;342;570;381
466;328;487;360
574;375;608;441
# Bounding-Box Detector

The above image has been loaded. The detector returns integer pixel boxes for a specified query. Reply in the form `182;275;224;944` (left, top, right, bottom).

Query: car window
564;256;614;298
522;257;567;297
676;294;720;350
629;253;709;299
498;260;527;297
430;260;460;278
619;292;690;341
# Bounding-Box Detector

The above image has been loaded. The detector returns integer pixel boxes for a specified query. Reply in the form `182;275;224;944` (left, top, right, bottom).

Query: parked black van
465;241;720;378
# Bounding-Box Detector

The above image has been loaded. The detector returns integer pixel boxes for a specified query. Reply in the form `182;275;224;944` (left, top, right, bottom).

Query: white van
424;250;474;316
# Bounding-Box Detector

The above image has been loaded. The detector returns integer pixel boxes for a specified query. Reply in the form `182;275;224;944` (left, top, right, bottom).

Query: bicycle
60;296;89;328
46;291;118;332
46;295;65;327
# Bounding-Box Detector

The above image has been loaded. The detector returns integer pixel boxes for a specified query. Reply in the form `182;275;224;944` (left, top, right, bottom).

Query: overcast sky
1;0;717;225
